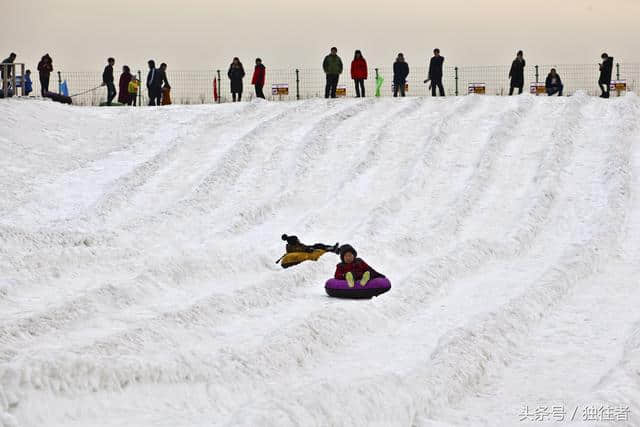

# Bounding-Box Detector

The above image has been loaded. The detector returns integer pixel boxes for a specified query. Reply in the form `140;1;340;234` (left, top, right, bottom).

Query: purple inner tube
325;277;392;299
325;277;391;290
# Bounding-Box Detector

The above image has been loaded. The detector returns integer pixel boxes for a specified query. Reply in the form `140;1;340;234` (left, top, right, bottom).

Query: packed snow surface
1;95;640;427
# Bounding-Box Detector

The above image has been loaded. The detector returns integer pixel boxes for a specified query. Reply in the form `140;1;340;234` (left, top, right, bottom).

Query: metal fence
14;63;639;106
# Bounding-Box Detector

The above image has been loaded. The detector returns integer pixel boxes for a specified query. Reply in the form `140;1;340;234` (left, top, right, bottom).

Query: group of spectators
319;47;446;98
0;49;620;102
224;57;266;102
508;50;615;98
102;58;168;106
0;53;33;97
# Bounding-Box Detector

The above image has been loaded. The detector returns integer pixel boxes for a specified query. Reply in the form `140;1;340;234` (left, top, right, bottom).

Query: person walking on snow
228;57;245;102
252;58;266;99
598;53;613;98
425;48;445;96
323;47;343;99
351;50;368;98
102;57;116;105
393;53;409;97
334;244;384;288
509;50;526;95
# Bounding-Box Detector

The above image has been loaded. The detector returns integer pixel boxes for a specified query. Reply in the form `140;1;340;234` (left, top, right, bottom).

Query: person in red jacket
251;58;266;99
334;244;384;288
350;50;368;98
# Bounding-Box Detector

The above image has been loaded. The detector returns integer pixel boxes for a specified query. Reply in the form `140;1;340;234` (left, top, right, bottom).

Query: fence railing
13;63;640;106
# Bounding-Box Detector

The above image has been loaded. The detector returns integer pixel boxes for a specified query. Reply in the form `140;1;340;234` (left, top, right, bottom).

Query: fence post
20;64;25;96
535;65;539;83
616;62;620;80
454;67;459;96
1;64;6;97
216;70;221;103
57;71;62;94
137;70;142;106
295;69;300;100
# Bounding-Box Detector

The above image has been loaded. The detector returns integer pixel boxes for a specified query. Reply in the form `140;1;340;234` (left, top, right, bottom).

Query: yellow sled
277;249;328;269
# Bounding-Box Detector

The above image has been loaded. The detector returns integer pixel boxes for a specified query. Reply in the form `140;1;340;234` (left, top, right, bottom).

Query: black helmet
339;244;357;262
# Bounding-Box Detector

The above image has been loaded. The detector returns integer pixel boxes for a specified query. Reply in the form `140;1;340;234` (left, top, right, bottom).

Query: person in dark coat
1;53;16;80
251;58;266;99
393;53;409;97
323;47;343;98
545;68;563;96
146;60;163;106
228;57;245;102
334;244;384;288
425;48;445;96
598;53;614;98
509;50;526;95
37;54;53;97
350;50;368;98
281;234;339;254
118;65;132;105
102;57;116;105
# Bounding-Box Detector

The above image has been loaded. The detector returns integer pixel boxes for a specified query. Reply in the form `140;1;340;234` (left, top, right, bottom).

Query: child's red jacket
334;258;371;280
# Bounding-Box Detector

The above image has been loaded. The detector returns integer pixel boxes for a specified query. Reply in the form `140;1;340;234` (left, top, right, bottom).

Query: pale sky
2;0;639;71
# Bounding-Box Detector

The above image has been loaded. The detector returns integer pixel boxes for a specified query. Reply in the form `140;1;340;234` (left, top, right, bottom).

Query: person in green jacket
323;47;343;99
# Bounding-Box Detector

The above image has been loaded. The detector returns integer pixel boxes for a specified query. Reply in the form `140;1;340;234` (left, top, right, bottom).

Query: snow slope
1;95;640;427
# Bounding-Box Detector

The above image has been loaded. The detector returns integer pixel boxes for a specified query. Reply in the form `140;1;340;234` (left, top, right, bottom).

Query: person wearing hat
281;234;338;254
545;68;563;96
334;244;384;288
275;235;339;269
37;54;53;97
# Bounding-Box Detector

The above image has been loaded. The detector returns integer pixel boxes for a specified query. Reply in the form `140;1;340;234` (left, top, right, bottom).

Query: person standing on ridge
37;54;53;97
424;48;445;96
118;65;132;105
159;63;171;105
351;50;368;98
102;57;116;106
146;60;163;106
128;76;139;106
393;53;409;97
509;50;526;95
228;57;245;102
323;47;343;99
598;53;614;98
24;69;33;96
251;58;266;99
1;52;16;80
